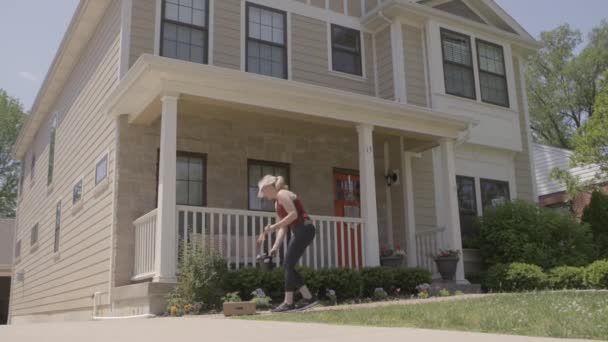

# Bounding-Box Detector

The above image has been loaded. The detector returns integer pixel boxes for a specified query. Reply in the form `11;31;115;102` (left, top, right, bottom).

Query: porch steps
429;280;482;296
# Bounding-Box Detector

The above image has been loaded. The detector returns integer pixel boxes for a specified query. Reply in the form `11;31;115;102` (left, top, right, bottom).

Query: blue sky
0;0;606;111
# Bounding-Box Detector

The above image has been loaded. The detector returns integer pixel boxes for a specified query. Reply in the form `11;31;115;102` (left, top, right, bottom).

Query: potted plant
380;245;406;268
430;249;460;281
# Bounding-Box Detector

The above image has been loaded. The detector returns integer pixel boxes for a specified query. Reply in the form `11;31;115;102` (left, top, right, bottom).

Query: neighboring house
0;218;15;325
9;0;539;323
534;143;605;216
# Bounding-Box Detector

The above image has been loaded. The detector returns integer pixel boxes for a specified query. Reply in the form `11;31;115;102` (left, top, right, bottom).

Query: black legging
283;222;316;291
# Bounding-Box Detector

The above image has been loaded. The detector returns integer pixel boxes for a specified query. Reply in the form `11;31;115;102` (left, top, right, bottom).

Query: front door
334;170;363;268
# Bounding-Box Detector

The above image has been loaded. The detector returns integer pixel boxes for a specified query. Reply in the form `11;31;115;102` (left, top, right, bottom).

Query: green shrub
439;288;451;297
548;266;586;289
483;263;547;292
222;266;431;303
581;191;608;260
167;248;228;312
221;292;242;303
478;200;594;269
584;260;608;289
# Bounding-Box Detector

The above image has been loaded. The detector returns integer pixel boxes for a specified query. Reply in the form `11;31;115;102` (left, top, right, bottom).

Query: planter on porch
431;250;461;281
380;255;404;268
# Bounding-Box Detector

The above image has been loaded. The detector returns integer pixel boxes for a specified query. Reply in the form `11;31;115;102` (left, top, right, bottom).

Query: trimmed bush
483;263;547;292
581;191;608;260
223;266;431;303
584;260;608;289
478;201;594;269
548;266;586;289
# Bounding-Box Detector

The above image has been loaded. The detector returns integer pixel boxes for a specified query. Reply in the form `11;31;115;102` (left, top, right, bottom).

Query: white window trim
429;20;517;111
326;22;368;81
154;0;215;65
72;177;85;214
241;2;292;80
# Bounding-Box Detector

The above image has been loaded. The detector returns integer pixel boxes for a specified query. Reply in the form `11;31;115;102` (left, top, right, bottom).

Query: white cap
257;175;277;198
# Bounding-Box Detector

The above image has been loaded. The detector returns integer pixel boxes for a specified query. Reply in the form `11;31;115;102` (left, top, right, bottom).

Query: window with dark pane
457;176;477;245
31;223;39;246
176;153;206;206
161;0;208;64
19;160;24;197
246;3;287;79
30;152;36;182
48;113;58;185
331;25;362;76
480;178;510;212
441;29;475;99
15;240;21;259
477;40;509;107
248;160;289;211
73;179;83;204
54;201;61;253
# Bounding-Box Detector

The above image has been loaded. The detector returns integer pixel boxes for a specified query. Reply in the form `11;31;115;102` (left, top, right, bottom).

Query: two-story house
9;0;539;323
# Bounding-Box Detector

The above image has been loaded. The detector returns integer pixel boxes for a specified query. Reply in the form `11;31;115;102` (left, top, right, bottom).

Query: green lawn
241;291;608;340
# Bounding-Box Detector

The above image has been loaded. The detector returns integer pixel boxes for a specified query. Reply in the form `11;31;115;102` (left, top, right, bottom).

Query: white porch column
357;124;380;267
402;150;418;267
438;139;467;284
154;94;179;283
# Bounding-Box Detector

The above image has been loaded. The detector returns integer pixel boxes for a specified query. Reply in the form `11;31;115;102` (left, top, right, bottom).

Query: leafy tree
526;21;608;148
581;191;608;260
0;89;26;217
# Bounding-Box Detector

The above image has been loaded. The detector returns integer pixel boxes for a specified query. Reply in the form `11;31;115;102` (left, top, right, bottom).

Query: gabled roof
417;0;536;42
534;143;603;196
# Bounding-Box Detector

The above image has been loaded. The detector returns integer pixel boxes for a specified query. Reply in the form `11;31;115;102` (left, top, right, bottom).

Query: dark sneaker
271;302;295;313
294;297;319;311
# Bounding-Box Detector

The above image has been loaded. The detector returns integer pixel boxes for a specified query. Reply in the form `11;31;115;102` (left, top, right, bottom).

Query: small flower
170;306;178;315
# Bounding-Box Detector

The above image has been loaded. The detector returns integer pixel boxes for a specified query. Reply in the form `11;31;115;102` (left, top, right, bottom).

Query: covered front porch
104;55;476;287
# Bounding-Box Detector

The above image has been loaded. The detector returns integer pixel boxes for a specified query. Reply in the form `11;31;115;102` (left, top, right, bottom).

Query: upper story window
54;201;61;253
30;152;36;182
441;29;475;100
331;25;362;76
48;113;58;185
19;160;24;197
15;240;21;260
476;40;509;107
248;160;289;211
30;223;39;246
161;0;209;64
246;3;287;79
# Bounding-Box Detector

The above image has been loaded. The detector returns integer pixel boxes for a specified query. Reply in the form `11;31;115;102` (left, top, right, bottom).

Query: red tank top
276;196;310;230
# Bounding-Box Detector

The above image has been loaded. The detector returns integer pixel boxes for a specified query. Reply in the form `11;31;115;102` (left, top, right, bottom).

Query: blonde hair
274;176;288;191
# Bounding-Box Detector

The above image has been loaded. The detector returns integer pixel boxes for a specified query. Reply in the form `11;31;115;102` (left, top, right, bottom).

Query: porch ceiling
102;54;477;140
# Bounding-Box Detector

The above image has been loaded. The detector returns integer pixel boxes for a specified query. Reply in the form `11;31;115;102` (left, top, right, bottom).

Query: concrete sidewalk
0;316;595;342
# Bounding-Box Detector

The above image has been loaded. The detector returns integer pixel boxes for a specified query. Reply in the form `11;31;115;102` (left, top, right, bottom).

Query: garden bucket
257;253;274;272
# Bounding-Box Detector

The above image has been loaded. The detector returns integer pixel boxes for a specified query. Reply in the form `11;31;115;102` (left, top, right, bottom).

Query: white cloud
18;71;39;82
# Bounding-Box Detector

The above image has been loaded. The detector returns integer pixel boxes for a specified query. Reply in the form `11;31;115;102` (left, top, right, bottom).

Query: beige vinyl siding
402;24;428;107
213;0;241;70
10;0;120;319
434;0;486;24
291;14;375;96
329;0;344;14
375;26;394;100
412;150;437;230
512;56;534;202
365;0;381;14
347;0;361;17
310;0;325;9
129;0;156;67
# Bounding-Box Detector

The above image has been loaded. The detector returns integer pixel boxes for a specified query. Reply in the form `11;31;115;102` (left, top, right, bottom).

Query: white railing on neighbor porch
415;226;446;276
176;206;365;270
132;209;158;281
131;207;366;280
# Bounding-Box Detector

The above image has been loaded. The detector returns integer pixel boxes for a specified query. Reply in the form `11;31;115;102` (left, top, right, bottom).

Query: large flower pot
434;256;459;281
380;255;404;268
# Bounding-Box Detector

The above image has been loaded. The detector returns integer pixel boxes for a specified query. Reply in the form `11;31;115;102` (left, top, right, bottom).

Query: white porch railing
176;206;365;270
132;209;158;281
415;226;446;276
132;207;366;280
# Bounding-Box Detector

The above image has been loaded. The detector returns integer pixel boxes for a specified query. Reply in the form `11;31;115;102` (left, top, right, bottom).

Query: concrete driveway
0;316;596;342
